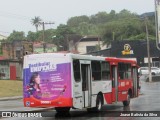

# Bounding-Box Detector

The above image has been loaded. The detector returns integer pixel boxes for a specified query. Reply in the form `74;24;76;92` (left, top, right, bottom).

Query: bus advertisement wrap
23;53;139;112
23;55;72;107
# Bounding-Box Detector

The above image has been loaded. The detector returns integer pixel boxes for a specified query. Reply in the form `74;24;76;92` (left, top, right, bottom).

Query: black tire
87;94;103;112
123;94;131;106
87;108;93;112
95;94;103;112
152;72;155;75
55;107;70;113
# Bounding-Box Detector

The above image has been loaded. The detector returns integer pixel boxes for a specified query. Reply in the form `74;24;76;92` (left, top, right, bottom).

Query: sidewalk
0;96;22;101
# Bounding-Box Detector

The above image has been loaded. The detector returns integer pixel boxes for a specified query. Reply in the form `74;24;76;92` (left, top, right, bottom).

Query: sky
0;0;155;36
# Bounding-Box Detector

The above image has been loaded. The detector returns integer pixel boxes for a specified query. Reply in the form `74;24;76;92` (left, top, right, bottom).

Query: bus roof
24;53;138;65
70;54;105;61
24;53;106;61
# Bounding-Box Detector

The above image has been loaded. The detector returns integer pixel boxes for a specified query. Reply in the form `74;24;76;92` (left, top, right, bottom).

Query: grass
0;80;23;98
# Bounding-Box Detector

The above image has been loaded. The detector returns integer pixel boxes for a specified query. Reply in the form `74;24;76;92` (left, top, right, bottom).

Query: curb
21;107;55;112
0;96;23;101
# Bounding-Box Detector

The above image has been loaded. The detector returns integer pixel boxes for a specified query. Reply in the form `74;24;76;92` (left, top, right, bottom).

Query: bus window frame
101;61;110;80
73;59;81;82
118;62;132;80
91;60;102;81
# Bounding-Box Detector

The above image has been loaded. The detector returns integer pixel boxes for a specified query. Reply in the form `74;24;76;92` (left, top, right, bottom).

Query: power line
0;14;30;21
0;31;10;34
0;11;31;21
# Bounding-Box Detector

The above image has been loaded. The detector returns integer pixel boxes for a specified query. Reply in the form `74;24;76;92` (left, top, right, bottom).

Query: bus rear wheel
95;94;103;112
87;94;103;112
55;107;70;113
123;94;131;106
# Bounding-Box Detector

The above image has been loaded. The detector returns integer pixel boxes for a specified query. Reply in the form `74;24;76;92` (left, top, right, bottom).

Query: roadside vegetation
6;9;155;50
0;80;22;98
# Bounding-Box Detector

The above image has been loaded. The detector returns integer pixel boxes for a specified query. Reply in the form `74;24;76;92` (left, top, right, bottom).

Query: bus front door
80;61;91;108
111;65;118;102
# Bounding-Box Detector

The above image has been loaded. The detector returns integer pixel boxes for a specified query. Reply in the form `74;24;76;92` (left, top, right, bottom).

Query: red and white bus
23;53;139;113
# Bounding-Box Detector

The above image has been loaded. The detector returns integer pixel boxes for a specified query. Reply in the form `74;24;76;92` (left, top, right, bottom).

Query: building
0;40;59;80
76;36;107;54
87;40;160;67
2;40;33;59
33;42;57;53
0;34;7;55
0;34;7;40
0;40;33;80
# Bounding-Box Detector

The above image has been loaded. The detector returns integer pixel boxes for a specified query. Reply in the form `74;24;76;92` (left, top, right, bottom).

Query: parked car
138;67;160;75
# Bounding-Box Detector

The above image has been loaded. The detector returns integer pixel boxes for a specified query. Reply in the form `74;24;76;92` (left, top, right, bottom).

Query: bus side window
101;61;110;80
73;59;81;82
91;61;101;81
118;63;131;80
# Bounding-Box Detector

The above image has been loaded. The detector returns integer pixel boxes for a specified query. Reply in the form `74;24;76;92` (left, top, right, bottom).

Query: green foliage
128;34;155;41
27;29;56;42
90;12;109;24
7;30;26;41
66;9;155;46
7;9;156;50
27;31;38;41
31;16;42;32
52;24;76;50
67;15;90;27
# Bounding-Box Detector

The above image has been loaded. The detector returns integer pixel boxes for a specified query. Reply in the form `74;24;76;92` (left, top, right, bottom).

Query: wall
77;41;106;54
0;61;10;79
1;41;33;59
10;62;22;79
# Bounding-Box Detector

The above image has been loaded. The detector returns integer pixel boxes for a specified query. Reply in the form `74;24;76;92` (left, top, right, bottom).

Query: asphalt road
1;78;160;120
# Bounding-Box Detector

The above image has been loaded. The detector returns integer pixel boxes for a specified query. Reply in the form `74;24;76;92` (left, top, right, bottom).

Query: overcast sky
0;0;155;36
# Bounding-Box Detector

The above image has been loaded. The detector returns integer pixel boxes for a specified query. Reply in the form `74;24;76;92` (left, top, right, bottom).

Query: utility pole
144;16;152;82
112;32;115;41
155;0;160;50
41;22;54;53
98;36;101;51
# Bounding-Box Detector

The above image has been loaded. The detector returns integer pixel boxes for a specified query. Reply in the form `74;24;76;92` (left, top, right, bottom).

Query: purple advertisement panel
23;62;71;101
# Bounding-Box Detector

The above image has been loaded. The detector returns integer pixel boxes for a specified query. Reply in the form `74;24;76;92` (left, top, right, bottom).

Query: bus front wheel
55;107;70;113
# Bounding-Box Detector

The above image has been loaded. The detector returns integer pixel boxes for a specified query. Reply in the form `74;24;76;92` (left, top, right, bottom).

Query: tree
67;15;90;27
54;24;77;50
27;31;38;41
8;30;26;41
118;9;137;19
90;12;109;24
31;16;42;32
